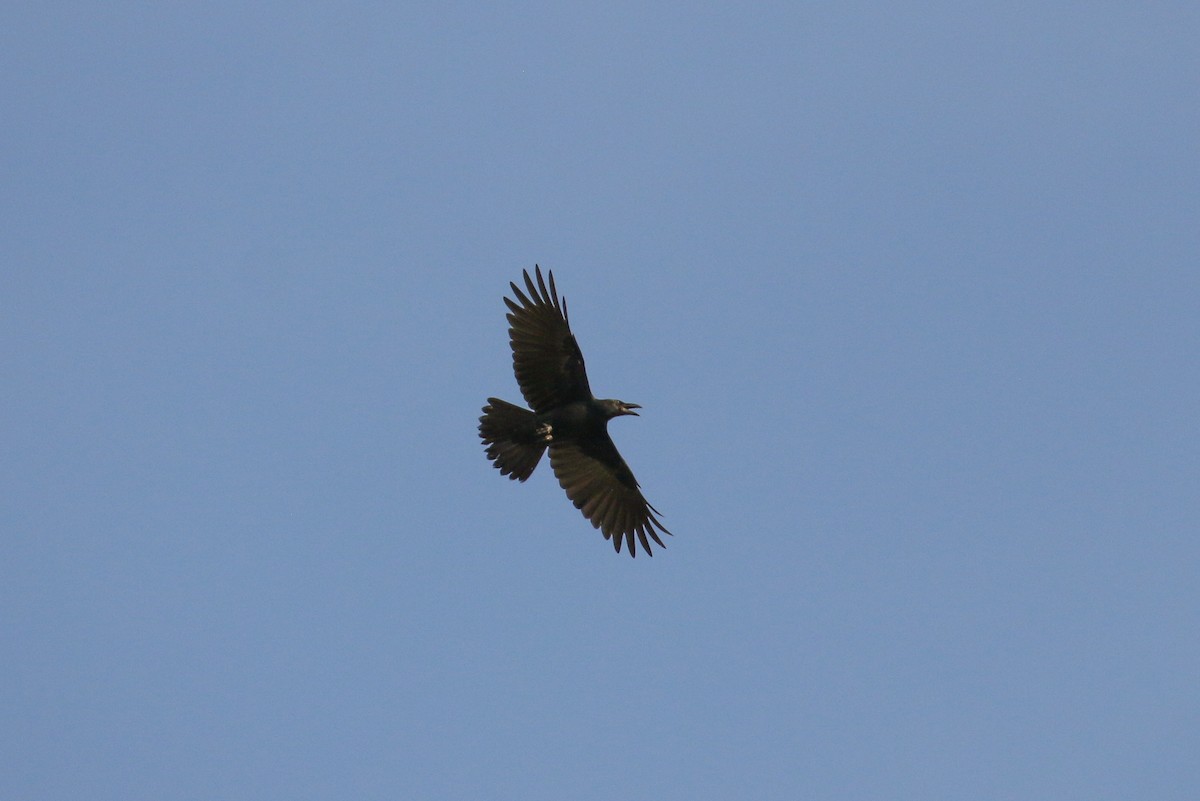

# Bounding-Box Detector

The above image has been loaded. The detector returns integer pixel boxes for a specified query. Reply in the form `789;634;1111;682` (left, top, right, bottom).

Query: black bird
479;266;671;557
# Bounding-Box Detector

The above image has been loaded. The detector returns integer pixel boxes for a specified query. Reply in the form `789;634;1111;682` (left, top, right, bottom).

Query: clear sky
3;3;1197;800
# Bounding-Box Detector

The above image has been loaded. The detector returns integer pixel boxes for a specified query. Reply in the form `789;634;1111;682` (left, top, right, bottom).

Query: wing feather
548;436;671;557
504;266;591;412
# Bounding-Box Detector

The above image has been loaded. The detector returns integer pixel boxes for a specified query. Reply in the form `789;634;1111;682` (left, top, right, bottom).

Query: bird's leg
535;422;553;443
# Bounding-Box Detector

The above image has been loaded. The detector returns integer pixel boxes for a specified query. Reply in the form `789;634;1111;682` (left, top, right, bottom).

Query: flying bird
479;266;671;557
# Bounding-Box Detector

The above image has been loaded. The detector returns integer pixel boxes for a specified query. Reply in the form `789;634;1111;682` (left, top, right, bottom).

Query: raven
479;266;671;557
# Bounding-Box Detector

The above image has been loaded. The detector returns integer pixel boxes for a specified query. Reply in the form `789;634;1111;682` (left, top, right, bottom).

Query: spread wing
505;266;592;413
549;435;671;557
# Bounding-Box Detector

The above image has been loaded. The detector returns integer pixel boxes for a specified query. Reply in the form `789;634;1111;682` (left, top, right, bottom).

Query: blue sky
3;3;1197;799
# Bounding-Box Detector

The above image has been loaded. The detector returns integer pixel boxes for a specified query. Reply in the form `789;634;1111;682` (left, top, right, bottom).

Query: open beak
621;403;641;416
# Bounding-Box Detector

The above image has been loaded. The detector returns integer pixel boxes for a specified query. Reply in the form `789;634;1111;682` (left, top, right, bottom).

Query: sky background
3;3;1198;799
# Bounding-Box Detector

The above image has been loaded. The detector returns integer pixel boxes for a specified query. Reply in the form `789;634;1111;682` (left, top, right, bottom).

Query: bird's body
540;398;622;442
479;266;671;557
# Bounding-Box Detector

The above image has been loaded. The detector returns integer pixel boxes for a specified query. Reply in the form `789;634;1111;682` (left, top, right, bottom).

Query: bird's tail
479;398;546;481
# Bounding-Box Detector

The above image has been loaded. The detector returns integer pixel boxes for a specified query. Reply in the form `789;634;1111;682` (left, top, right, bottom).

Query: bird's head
601;399;641;418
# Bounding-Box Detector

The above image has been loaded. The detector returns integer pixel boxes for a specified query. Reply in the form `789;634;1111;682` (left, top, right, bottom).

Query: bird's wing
505;266;592;412
549;435;671;557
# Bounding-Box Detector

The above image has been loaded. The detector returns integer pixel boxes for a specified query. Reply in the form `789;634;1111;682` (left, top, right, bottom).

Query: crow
479;266;671;557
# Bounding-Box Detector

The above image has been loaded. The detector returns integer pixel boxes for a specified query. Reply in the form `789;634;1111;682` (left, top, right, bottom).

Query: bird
479;265;671;557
